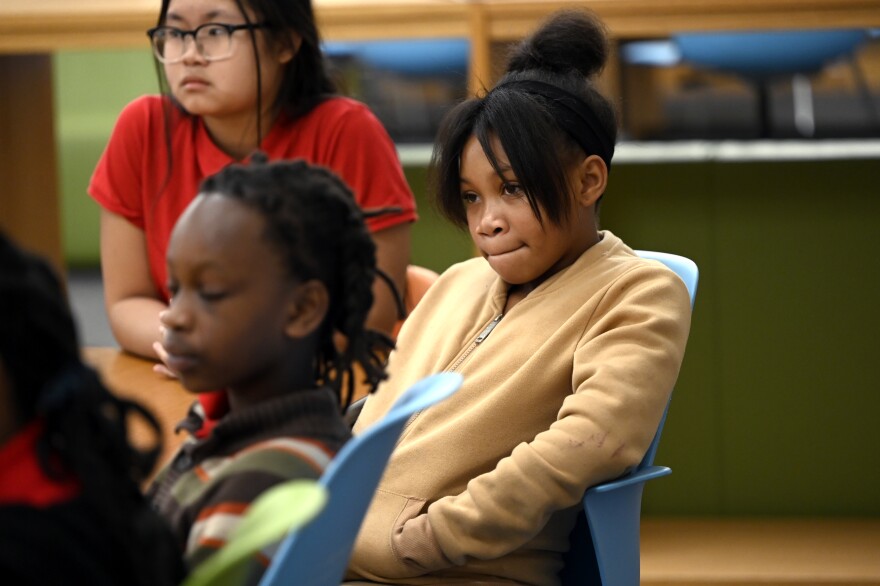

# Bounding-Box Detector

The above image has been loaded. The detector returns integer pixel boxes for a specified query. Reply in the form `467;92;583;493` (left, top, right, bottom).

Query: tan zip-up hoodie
347;231;692;585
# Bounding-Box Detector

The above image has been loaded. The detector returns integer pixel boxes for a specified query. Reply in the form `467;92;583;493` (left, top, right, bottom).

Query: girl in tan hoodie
345;9;692;586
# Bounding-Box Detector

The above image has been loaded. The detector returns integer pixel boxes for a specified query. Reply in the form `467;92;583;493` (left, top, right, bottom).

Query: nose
180;33;206;64
160;298;193;333
476;198;508;237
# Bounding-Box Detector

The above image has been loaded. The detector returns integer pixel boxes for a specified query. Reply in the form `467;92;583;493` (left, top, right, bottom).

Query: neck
203;104;280;160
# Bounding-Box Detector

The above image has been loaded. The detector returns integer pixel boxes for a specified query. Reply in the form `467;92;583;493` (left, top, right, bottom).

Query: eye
202;24;229;38
502;182;523;197
199;289;228;302
162;27;184;40
462;191;480;204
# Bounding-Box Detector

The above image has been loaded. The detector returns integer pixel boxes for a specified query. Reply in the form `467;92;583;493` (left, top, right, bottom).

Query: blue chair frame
258;372;463;586
673;29;870;137
561;251;698;586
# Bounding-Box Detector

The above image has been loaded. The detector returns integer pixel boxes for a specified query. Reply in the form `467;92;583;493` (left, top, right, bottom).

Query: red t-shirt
0;421;79;508
89;95;417;301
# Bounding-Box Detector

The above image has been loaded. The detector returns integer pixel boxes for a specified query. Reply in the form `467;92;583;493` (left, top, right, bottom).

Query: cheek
509;208;542;241
466;208;480;235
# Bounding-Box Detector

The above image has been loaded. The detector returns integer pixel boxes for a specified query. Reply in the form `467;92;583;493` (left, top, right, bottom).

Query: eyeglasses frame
146;22;270;64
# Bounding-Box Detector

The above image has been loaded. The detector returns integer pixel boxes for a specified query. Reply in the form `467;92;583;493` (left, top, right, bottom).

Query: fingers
153;362;178;379
152;340;179;380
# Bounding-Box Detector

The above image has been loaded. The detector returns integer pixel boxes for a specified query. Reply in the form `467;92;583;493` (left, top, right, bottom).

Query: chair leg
756;81;773;138
792;74;816;137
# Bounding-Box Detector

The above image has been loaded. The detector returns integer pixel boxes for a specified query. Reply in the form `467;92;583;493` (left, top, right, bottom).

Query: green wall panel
604;159;880;516
712;160;880;515
602;163;724;514
54;49;156;266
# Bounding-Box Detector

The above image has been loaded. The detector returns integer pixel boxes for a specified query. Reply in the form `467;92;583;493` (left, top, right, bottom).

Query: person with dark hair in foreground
0;231;184;586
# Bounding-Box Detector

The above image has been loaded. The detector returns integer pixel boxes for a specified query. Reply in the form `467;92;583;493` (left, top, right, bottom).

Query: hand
153;313;179;379
152;341;179;379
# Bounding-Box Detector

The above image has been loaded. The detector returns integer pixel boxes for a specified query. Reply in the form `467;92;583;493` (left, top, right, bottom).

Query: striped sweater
147;387;350;582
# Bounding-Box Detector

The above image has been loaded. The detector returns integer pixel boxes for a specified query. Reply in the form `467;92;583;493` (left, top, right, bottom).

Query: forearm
107;297;167;359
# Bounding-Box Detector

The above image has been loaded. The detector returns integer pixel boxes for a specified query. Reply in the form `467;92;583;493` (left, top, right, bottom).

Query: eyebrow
166;9;240;24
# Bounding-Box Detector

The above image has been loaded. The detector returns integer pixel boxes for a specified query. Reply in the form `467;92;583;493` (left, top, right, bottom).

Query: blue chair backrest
634;250;699;468
559;251;699;586
323;38;469;76
258;372;464;586
674;29;868;78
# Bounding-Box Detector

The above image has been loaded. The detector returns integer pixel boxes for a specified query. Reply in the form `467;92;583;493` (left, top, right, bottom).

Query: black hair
0;232;183;586
430;9;618;229
198;156;394;411
151;0;337;205
154;0;336;125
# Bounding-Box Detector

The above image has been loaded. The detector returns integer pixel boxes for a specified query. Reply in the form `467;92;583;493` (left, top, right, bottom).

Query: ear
276;31;302;65
284;280;329;338
574;155;608;209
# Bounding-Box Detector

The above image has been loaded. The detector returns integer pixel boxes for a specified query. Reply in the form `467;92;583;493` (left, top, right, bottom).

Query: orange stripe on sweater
195;501;250;522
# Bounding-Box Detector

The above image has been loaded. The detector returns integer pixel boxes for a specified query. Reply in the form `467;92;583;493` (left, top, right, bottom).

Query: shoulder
204;437;336;486
107;95;182;144
114;95;168;124
307;95;376;119
296;96;387;135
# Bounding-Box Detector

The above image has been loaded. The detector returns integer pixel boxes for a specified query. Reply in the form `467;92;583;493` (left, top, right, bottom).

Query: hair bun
506;9;609;78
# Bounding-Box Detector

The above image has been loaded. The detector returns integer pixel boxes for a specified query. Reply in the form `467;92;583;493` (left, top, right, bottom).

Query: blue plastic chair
673;29;870;137
560;250;698;586
258;372;464;586
323;38;469;142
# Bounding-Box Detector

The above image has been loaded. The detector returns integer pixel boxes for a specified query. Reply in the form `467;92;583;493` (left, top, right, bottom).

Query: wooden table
83;346;193;472
2;0;879;274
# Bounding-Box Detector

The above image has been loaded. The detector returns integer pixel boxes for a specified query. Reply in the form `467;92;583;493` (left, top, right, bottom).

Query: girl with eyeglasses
88;0;416;383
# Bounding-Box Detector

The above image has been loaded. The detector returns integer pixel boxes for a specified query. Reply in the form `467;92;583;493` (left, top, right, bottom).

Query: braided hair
0;232;183;586
198;156;396;411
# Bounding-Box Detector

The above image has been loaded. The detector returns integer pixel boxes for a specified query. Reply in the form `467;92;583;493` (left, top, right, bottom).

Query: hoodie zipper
447;313;504;373
399;314;504;437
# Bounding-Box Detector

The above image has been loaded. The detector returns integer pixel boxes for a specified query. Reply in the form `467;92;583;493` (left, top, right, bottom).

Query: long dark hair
199;157;395;410
151;0;338;203
0;232;183;586
431;9;618;228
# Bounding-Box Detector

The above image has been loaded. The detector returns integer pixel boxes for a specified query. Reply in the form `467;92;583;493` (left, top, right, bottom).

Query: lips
164;353;199;374
180;75;209;90
162;340;200;374
484;245;523;258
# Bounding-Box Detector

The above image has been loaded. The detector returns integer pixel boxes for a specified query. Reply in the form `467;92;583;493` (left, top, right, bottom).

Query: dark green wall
55;51;880;516
602;159;880;516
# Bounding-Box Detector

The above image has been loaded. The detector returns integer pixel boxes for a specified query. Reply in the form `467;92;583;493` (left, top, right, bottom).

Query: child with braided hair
146;155;394;582
0;232;184;586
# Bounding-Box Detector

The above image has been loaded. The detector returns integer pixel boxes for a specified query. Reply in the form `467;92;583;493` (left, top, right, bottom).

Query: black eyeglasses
146;22;269;64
